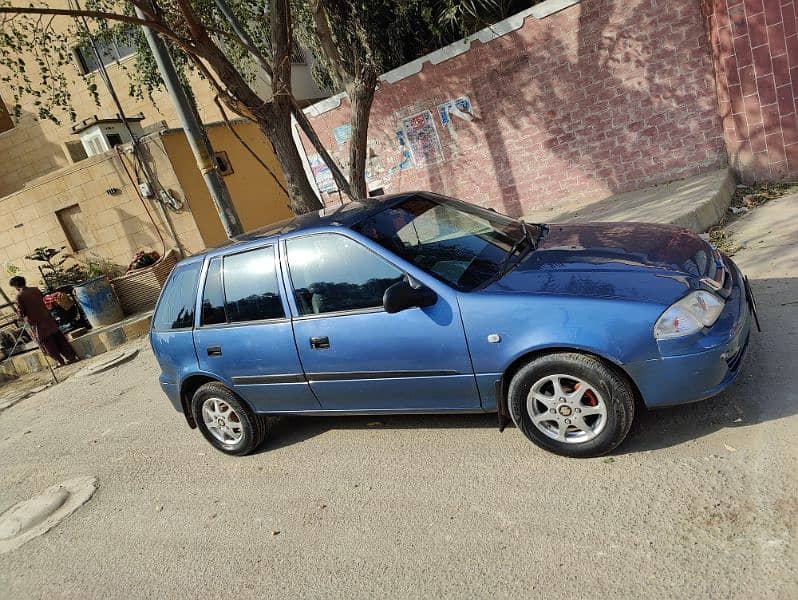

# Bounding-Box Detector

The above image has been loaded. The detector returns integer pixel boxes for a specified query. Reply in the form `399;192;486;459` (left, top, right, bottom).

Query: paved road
0;196;796;599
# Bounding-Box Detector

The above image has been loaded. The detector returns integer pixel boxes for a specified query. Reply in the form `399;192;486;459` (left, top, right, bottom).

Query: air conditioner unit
71;113;146;157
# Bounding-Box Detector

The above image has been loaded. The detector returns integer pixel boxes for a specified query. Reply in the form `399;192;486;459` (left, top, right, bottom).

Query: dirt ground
0;195;796;599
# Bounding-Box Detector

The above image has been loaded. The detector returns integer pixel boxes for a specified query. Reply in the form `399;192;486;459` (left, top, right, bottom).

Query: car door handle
206;346;222;356
309;336;330;349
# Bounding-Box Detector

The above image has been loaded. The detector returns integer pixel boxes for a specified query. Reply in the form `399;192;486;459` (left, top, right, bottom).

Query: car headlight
653;290;725;340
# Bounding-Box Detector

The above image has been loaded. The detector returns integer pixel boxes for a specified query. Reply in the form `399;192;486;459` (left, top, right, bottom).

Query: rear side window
223;247;284;322
200;258;226;326
153;262;202;330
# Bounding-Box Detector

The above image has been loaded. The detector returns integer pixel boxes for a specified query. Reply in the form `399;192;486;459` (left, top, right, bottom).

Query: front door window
285;234;404;316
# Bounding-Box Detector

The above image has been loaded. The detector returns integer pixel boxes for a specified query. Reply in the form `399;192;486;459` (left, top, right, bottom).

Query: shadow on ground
260;412;498;454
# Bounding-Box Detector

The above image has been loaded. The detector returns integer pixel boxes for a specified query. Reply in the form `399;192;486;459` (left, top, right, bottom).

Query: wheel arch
497;346;644;423
179;374;219;429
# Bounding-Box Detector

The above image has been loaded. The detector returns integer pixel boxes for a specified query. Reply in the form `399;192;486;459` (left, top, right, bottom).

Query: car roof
191;191;430;261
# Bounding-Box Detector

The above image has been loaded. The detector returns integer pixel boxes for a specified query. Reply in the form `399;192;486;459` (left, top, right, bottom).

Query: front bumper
625;259;752;408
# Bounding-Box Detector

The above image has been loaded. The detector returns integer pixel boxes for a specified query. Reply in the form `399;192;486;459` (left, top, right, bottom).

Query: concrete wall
161;121;294;247
0;54;225;199
300;0;728;215
0;12;328;199
701;0;798;182
0;136;205;298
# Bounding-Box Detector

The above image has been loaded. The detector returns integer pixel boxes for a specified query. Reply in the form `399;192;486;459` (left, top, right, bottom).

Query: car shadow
257;412;498;453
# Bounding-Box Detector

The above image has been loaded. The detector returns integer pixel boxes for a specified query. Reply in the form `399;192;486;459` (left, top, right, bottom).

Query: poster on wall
402;110;444;167
387;129;414;175
333;124;352;147
437;96;473;127
308;154;337;193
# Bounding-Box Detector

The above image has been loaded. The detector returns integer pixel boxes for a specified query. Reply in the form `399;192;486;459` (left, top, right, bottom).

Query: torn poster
437;96;473;127
387;129;414;174
332;124;352;146
402;110;444;167
308;154;337;193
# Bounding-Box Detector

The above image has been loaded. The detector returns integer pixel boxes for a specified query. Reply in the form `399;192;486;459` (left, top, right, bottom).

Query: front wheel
507;353;635;458
191;382;268;456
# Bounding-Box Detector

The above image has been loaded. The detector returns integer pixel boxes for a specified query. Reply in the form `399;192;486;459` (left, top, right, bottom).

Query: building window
56;204;95;252
74;30;136;75
64;140;88;164
0;95;14;134
106;133;124;148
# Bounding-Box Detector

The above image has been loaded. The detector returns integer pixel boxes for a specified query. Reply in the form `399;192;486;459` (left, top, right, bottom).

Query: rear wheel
191;382;267;456
507;353;634;457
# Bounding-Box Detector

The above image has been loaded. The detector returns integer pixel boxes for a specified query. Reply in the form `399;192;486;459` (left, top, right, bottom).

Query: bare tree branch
309;0;349;87
0;5;172;38
174;0;203;40
289;96;353;199
214;95;291;203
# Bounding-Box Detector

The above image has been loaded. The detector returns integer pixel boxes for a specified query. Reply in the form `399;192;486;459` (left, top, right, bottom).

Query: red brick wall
701;0;798;182
301;0;727;215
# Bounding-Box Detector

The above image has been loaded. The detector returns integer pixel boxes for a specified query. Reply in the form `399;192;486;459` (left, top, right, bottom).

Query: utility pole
134;1;244;238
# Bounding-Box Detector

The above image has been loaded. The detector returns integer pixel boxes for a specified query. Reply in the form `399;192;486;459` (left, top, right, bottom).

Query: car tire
507;353;634;458
191;382;268;456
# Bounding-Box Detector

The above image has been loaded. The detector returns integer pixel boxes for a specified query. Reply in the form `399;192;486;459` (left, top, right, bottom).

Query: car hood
482;222;716;304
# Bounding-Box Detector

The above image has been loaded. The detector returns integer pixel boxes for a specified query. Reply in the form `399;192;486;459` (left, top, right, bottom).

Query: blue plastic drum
73;276;124;328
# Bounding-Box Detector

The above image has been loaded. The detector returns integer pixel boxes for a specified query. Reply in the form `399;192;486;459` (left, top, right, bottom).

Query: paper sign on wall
437;96;473;127
402;110;444;167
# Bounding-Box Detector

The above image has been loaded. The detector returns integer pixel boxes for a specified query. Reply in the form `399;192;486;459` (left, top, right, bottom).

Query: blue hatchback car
150;192;755;457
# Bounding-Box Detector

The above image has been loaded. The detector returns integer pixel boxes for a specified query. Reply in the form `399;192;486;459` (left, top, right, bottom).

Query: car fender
457;292;663;410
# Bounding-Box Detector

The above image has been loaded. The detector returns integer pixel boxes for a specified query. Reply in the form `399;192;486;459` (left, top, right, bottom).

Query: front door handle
310;336;330;349
207;346;222;356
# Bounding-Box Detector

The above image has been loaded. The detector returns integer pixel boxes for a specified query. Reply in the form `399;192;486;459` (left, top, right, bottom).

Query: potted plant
25;248;125;329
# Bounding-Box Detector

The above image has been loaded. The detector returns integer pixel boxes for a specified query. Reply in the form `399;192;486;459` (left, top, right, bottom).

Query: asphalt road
0;196;796;599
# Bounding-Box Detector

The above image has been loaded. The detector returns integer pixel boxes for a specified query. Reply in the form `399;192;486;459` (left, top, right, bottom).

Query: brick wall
301;0;727;216
701;0;798;182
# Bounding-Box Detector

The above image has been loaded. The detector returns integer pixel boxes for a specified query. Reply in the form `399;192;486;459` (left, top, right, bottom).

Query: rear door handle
310;336;330;349
207;346;222;356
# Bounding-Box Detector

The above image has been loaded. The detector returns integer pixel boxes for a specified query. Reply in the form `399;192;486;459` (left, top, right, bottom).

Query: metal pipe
72;0;184;255
135;0;244;238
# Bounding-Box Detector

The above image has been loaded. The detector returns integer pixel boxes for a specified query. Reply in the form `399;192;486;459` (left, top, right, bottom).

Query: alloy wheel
526;374;608;444
201;397;244;445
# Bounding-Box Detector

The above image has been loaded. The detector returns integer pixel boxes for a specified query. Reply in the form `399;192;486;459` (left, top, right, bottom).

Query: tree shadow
450;0;725;215
0;109;68;198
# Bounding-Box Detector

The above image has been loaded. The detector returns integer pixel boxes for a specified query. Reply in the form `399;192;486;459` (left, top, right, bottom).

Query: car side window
222;246;284;322
153;262;202;331
200;257;226;326
286;233;404;316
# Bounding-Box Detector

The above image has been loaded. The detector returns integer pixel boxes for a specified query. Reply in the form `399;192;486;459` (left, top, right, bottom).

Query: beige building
0;17;324;300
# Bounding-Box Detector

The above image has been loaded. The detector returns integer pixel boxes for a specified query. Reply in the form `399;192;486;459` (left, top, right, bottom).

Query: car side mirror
383;280;437;314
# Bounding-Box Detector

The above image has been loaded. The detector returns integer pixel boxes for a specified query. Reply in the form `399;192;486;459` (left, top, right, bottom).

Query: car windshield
354;195;538;291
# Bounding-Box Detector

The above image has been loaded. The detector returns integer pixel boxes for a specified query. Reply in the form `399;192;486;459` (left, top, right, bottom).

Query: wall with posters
297;0;728;216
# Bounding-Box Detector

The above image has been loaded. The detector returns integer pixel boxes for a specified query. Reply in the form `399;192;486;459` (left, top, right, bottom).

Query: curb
668;168;737;233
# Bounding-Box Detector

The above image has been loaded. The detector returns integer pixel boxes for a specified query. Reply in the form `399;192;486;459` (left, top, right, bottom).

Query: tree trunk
347;72;377;200
189;0;322;214
263;0;323;214
256;107;323;214
290;98;353;199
